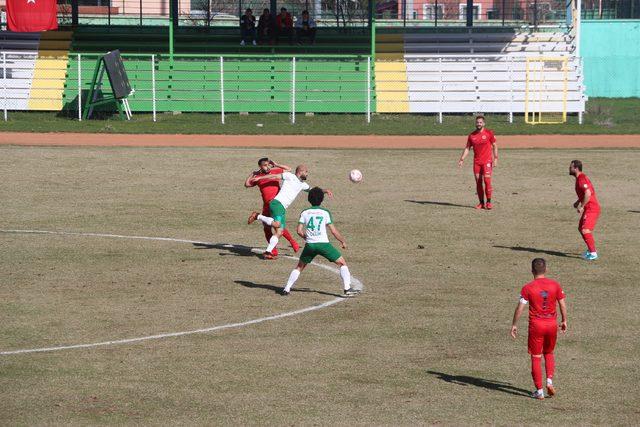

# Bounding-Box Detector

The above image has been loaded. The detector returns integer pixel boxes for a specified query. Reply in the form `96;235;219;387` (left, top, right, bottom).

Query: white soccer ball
349;169;363;183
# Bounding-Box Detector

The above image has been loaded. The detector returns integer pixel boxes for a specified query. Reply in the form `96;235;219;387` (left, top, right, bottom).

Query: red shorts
528;320;558;355
579;206;600;231
473;161;493;177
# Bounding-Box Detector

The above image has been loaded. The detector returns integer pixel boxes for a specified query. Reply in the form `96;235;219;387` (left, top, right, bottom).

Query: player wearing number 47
282;186;359;297
248;165;333;259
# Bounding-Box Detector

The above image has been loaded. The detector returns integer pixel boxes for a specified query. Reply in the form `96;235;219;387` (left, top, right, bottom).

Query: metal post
108;0;111;26
501;0;505;26
3;53;7;122
366;56;371;123
435;0;439;26
77;54;82;121
220;56;225;124
151;54;157;122
533;0;538;28
140;0;143;26
466;0;474;26
291;57;296;125
509;57;514;123
72;0;79;27
438;57;443;124
403;0;407;26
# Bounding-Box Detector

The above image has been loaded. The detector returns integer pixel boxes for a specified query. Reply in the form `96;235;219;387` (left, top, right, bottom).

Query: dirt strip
1;132;640;149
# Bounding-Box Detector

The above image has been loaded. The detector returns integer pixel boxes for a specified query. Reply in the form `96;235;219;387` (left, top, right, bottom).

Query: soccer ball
349;169;363;183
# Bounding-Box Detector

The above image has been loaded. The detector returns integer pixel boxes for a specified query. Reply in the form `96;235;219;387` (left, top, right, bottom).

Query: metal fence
1;52;372;123
378;0;573;27
581;0;640;18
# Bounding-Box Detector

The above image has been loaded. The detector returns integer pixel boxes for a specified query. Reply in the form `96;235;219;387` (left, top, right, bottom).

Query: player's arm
323;188;334;198
252;173;283;183
327;223;346;249
577;189;591;213
492;142;498;167
244;172;258;188
558;298;568;333
296;222;306;239
458;140;471;167
510;301;527;339
270;160;291;172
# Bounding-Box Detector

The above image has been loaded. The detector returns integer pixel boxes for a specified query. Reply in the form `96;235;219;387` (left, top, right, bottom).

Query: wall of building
581;20;640;97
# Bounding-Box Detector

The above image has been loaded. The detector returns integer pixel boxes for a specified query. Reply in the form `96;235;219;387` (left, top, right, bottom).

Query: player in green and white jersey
248;165;333;259
281;186;359;297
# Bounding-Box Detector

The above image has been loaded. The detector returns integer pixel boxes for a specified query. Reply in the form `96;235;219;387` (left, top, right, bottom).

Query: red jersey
252;167;283;204
520;278;565;322
575;173;600;209
466;128;496;164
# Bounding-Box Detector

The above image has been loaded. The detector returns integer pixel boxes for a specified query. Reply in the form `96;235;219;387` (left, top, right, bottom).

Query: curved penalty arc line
0;229;363;356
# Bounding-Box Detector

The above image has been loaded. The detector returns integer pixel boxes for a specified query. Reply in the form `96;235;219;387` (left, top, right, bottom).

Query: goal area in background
525;57;568;124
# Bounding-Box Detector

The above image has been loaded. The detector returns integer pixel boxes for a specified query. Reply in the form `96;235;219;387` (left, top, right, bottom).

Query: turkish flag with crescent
7;0;59;32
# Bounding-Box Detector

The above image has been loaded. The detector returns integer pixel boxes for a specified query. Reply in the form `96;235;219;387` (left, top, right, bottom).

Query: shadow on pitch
629;210;640;213
234;280;342;298
192;242;262;259
427;371;531;397
493;245;581;259
405;200;475;209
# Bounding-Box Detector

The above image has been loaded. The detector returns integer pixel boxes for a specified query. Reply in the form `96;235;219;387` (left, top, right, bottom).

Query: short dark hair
476;115;485;121
263;8;269;13
302;9;309;14
532;258;547;275
280;7;287;11
571;159;583;171
246;8;252;12
308;187;324;206
258;157;269;166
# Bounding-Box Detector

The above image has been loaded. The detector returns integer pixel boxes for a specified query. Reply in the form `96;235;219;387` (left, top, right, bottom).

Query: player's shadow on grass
234;280;342;298
629;210;640;213
192;242;262;259
405;200;475;209
427;371;530;397
493;245;581;259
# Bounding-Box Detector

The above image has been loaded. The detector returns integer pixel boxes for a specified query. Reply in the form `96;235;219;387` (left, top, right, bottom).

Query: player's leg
282;261;307;295
264;200;286;257
281;228;300;253
528;325;545;399
473;163;484;209
262;205;278;257
483;162;493;210
542;322;559;396
316;243;358;296
580;208;600;260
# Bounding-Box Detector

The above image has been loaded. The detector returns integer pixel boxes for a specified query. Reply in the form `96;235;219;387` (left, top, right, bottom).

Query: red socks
282;228;298;249
476;178;485;204
531;356;543;390
544;353;555;381
484;176;492;201
582;231;596;253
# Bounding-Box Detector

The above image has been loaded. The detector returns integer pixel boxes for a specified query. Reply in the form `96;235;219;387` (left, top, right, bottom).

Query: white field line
0;229;363;356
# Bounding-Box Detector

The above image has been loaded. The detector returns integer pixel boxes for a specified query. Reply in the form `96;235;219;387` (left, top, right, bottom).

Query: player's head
569;160;583;176
296;164;309;181
475;115;485;130
308;187;324;206
258;157;271;173
531;258;547;277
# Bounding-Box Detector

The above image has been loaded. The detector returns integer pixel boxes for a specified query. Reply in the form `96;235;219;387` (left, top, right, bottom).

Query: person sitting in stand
240;8;257;46
257;8;275;45
275;7;293;45
295;10;317;45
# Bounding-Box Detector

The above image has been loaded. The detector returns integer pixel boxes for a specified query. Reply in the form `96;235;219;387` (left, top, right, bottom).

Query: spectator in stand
240;8;257;46
275;7;293;45
295;10;317;45
257;8;275;45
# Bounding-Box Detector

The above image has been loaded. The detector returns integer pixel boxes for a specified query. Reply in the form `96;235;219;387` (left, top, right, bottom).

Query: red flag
7;0;59;32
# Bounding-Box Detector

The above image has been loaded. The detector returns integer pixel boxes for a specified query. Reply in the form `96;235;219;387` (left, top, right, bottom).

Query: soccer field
1;146;639;425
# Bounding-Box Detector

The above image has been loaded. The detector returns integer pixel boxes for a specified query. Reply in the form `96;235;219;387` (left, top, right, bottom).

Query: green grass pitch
1;146;639;424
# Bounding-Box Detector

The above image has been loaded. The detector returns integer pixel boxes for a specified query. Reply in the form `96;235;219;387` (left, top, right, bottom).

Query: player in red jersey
458;116;498;210
510;258;567;400
570;160;601;261
244;157;300;257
